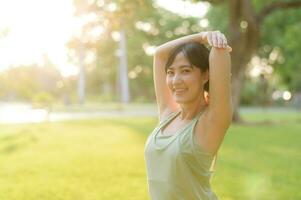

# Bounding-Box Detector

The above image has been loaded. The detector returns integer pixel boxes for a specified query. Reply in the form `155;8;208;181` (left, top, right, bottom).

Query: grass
50;102;157;113
0;109;300;200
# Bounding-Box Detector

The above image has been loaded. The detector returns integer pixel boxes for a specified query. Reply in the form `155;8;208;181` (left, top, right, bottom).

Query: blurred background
0;0;300;199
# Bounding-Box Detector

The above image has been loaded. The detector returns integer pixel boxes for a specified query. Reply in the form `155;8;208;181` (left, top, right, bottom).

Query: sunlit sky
0;0;208;77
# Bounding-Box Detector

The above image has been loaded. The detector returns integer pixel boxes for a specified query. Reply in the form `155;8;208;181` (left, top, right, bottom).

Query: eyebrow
167;65;193;70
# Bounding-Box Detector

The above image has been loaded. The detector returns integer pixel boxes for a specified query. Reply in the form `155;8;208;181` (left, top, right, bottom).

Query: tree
189;0;301;122
0;64;65;102
70;0;205;102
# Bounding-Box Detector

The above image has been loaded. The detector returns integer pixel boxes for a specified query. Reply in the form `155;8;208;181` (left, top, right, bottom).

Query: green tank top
144;110;218;200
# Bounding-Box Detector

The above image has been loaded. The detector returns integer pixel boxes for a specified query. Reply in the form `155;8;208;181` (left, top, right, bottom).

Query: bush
31;92;55;109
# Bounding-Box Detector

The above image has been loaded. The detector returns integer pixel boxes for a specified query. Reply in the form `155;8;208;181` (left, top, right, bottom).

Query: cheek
188;76;203;90
166;77;172;88
186;75;199;84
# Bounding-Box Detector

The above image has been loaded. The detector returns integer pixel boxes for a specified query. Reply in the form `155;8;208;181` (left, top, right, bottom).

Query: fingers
216;32;223;48
212;32;218;47
222;35;227;48
226;45;232;52
207;31;229;50
207;32;213;46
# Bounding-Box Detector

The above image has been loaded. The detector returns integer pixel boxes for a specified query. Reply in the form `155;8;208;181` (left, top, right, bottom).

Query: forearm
154;32;208;60
208;47;232;119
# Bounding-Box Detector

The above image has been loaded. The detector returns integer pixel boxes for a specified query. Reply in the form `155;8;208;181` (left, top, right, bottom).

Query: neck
178;97;207;120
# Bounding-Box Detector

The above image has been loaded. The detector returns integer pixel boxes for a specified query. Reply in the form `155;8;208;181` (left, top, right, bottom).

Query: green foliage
277;23;301;91
202;1;301;94
69;0;205;102
258;8;301;92
204;2;228;34
241;80;258;105
31;91;55;109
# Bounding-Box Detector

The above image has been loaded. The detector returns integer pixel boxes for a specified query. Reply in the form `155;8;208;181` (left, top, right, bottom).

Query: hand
205;31;232;52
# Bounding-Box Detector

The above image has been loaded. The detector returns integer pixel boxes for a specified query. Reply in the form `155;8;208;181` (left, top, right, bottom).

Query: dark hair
165;42;210;92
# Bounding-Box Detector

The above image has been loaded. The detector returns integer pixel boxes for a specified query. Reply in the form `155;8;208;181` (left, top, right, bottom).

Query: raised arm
201;32;233;155
153;32;208;120
208;47;232;124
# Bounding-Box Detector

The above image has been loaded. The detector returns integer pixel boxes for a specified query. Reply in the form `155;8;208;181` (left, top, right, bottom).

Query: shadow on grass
0;129;37;154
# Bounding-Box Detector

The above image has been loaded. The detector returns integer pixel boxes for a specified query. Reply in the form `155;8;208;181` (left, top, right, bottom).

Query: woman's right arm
155;32;208;61
153;32;208;121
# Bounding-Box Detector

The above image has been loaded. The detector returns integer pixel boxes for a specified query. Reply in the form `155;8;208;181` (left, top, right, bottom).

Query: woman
144;31;233;200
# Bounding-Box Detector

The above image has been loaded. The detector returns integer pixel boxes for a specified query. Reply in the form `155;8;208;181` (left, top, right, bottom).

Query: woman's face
166;52;208;104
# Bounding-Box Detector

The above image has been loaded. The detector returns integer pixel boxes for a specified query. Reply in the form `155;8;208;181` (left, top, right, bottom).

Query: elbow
154;46;164;57
154;48;168;65
154;48;163;61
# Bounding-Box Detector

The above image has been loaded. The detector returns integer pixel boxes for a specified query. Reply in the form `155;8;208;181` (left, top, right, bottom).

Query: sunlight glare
0;0;80;77
283;91;291;101
155;0;209;18
0;103;48;123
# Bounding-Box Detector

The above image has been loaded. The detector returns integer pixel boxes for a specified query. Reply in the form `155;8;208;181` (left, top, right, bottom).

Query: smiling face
166;51;208;105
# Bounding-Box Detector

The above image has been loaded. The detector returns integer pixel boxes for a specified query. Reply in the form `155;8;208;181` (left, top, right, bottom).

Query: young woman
144;31;233;200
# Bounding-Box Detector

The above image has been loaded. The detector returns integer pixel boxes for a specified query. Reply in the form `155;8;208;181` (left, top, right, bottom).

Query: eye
167;70;174;75
182;68;191;73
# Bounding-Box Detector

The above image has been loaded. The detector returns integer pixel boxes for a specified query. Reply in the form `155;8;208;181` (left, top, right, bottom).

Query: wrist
198;32;208;44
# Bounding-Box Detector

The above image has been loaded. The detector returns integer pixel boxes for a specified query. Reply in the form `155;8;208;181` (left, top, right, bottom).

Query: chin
173;97;189;104
173;94;201;105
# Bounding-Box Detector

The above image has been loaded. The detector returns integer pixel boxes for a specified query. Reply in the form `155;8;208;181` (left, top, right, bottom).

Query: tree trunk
228;0;260;123
199;0;301;122
231;62;245;122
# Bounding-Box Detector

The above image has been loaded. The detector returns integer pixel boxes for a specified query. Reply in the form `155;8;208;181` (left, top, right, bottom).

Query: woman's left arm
203;31;233;154
208;47;233;127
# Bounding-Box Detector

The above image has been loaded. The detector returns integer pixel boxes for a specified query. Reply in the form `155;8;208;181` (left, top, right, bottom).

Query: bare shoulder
194;108;231;155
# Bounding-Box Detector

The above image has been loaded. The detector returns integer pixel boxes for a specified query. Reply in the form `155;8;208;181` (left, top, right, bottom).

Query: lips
173;88;187;94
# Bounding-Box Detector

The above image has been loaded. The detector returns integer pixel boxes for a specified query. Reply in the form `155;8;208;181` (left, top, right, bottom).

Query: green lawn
0;110;300;200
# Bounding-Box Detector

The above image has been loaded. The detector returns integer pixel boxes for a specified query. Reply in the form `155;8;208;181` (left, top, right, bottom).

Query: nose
172;73;183;85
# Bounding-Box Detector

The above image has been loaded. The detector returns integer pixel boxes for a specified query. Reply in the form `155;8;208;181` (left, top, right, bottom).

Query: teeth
174;88;186;92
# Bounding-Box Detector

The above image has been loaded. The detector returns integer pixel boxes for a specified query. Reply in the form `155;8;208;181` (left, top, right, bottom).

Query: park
0;0;300;199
